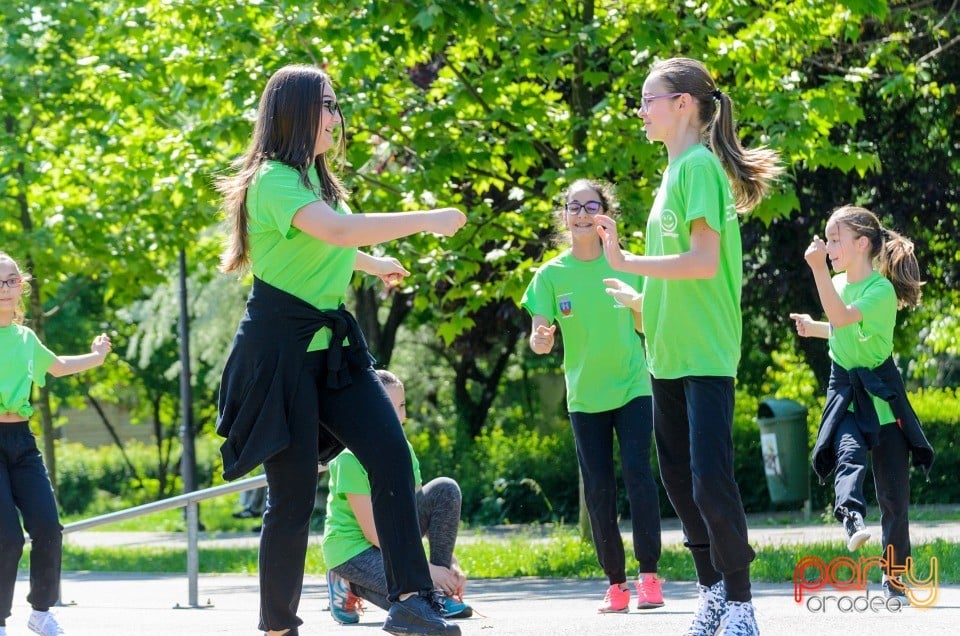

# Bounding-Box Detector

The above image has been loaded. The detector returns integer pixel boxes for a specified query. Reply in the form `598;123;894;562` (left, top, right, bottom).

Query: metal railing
57;470;322;608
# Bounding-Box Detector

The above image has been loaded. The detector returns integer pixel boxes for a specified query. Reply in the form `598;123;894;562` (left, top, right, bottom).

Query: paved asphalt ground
8;518;960;635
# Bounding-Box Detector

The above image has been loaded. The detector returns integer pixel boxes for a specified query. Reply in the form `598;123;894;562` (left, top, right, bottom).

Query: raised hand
804;235;829;270
595;214;626;270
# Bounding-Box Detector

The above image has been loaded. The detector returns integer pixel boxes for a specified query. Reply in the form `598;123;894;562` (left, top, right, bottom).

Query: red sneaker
598;583;630;613
635;574;665;609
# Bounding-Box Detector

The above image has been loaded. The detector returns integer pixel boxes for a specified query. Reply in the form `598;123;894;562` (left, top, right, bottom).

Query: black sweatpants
0;423;62;624
832;411;912;567
569;395;661;582
258;351;433;632
651;377;755;602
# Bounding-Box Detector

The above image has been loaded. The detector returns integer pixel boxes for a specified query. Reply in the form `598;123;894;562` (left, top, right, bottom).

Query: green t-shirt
320;443;421;569
521;250;651;413
829;271;898;425
642;144;742;379
0;325;56;419
247;161;358;351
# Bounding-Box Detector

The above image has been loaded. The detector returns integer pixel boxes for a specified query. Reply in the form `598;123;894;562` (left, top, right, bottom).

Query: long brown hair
218;65;349;273
0;251;30;325
829;206;924;309
649;57;784;215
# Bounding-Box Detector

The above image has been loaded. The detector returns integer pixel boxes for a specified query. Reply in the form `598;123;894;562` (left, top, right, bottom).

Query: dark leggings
333;477;463;610
832;412;912;567
0;423;62;623
651;377;755;602
259;351;433;632
569;396;661;583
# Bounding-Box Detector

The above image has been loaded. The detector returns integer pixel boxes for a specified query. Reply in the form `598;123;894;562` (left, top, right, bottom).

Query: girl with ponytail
791;205;933;606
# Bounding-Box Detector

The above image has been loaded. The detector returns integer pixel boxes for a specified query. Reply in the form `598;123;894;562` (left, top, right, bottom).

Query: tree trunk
87;394;142;486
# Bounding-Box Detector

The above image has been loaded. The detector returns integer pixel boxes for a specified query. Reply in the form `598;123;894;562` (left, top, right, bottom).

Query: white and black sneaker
685;580;727;636
717;600;759;636
842;509;871;551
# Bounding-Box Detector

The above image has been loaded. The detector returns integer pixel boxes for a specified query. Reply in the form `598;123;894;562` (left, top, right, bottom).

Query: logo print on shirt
661;209;680;238
558;293;573;317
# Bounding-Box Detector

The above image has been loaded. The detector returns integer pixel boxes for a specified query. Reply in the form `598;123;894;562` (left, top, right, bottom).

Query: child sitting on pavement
321;369;472;624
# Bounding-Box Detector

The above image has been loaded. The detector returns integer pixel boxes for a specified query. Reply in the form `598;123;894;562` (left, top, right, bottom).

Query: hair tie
880;228;890;241
711;89;722;101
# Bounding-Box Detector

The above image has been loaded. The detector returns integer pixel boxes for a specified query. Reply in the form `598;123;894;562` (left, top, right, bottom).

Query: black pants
569;396;661;582
651;377;755;602
259;351;432;632
0;423;62;623
832;412;912;567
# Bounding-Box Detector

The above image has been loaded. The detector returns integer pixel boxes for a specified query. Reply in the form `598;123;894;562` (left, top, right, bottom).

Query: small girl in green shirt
0;252;112;636
790;205;932;605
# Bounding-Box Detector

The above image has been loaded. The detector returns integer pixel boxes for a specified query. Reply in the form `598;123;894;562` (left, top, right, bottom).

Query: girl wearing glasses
596;57;783;636
0;252;112;636
216;65;464;636
521;179;665;614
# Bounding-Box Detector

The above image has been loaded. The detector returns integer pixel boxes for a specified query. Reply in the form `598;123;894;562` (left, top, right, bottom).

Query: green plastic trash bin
757;398;810;504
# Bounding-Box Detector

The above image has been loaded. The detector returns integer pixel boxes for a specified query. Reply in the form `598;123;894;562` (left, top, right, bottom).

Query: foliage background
1;0;957;522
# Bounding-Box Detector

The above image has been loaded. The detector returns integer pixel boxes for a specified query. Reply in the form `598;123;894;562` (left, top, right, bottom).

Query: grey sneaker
717;600;759;636
685;580;727;636
882;578;911;606
842;510;871;551
383;592;461;635
28;610;64;636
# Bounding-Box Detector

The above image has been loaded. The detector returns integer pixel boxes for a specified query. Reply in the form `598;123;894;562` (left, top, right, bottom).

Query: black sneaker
842;510;871;551
383;592;461;635
882;578;911;606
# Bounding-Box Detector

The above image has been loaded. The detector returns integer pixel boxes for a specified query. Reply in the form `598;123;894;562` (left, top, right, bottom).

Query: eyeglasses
565;200;603;215
639;92;683;112
0;277;22;289
322;99;341;117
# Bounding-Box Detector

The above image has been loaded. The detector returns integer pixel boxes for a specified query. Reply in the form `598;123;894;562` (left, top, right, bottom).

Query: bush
55;434;224;516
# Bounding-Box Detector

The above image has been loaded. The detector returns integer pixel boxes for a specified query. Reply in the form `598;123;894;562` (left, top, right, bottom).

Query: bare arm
48;334;111;378
788;313;831;339
291;200;465;247
355;251;411;289
346;493;380;548
597;215;720;279
804;236;863;328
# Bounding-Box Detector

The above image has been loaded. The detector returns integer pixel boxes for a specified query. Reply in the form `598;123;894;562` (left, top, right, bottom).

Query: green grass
25;532;959;584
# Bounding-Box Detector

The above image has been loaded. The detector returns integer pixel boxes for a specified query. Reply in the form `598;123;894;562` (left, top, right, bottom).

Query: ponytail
878;228;923;309
708;92;784;215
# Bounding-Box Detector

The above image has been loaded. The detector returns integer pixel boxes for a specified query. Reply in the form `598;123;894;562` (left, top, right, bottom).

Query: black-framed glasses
639;92;683;112
0;277;22;289
565;200;603;215
322;99;341;117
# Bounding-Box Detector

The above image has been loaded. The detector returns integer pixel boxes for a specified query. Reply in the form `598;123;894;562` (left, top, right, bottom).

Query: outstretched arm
48;334;111;378
788;313;830;339
292;201;465;248
596;215;720;279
